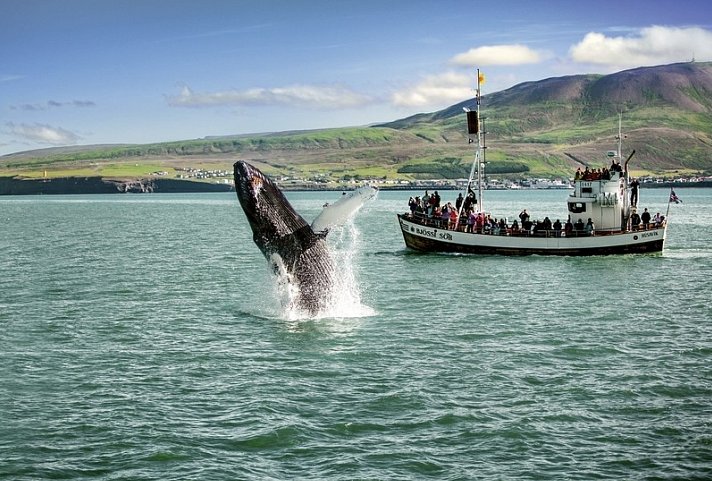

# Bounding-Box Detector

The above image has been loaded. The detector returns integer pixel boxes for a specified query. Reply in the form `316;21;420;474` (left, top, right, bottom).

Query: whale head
234;160;305;250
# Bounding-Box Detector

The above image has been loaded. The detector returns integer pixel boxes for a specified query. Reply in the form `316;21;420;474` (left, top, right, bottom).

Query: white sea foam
320;221;376;319
273;220;375;322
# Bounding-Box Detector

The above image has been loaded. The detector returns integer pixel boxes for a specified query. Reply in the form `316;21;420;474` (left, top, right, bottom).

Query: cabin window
581;187;593;193
568;202;587;214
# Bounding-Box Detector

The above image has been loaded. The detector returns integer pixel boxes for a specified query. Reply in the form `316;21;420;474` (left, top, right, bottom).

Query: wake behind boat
397;70;673;256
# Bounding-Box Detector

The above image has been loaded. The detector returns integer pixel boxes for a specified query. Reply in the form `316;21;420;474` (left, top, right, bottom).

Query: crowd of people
406;188;665;237
406;191;598;237
630;207;666;231
574;159;624;182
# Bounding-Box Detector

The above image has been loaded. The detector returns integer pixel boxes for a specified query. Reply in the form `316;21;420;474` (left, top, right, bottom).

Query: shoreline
0;176;234;195
1;176;709;195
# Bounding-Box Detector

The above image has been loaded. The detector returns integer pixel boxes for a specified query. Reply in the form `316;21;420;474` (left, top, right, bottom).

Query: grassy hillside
381;62;712;178
2;62;711;183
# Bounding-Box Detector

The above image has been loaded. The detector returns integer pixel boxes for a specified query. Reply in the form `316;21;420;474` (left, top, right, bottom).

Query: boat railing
630;221;666;231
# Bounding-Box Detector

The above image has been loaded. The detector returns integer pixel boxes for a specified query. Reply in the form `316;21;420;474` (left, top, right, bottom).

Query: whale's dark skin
233;161;334;314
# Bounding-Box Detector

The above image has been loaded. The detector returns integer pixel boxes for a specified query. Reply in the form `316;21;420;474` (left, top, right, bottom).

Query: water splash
320;220;376;319
257;218;375;323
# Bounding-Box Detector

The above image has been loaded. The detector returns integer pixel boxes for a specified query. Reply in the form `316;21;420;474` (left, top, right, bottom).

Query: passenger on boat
449;206;457;229
610;159;623;174
531;220;541;236
408;197;417;215
435;205;444;227
498;218;507;235
519;209;530;226
585;218;595;236
630;178;640;207
641;208;651;230
466;209;476;233
511;219;520;234
553;219;562;237
439;203;450;228
487;215;498;235
574;168;582;181
463;189;477;211
539;219;554;237
631;211;641;231
574;218;585;233
654;212;663;226
432;191;441;210
564;217;573;237
455;193;464;212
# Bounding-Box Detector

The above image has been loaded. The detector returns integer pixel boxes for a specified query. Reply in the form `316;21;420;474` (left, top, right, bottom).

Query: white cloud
450;44;542;66
7;122;81;145
569;26;712;67
167;84;373;109
391;71;473;108
11;100;95;111
0;74;23;83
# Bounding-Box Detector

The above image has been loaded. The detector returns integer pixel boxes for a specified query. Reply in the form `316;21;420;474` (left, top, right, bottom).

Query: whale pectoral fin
310;185;377;233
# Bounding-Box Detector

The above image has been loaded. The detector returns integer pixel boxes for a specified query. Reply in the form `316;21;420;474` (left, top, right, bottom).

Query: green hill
2;62;711;184
379;62;712;177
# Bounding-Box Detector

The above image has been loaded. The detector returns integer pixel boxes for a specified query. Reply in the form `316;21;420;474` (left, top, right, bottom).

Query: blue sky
2;0;711;156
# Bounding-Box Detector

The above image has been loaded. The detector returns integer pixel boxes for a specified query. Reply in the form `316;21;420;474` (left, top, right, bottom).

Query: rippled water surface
1;188;710;480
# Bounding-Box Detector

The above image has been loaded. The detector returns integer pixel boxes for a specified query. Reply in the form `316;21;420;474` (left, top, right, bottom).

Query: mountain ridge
381;62;712;128
2;62;711;184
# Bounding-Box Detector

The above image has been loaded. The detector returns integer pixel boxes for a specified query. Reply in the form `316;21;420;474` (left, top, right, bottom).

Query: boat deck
401;212;665;237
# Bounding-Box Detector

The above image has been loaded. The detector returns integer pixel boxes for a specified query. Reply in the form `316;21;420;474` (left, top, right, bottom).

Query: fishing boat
397;70;670;256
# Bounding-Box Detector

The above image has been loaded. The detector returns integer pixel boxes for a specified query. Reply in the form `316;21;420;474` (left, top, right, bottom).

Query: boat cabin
568;170;628;233
567;171;628;233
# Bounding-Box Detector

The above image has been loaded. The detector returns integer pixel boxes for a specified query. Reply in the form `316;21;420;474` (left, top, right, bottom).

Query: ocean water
1;188;710;480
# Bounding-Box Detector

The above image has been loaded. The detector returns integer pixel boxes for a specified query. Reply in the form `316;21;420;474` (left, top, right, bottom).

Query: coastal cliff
0;177;234;195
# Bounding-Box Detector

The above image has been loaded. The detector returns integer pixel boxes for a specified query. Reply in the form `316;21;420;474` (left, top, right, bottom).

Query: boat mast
618;113;626;229
617;112;622;161
460;69;484;224
475;69;484;212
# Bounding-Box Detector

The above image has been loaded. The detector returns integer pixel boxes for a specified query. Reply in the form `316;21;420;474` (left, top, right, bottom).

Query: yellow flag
478;72;486;85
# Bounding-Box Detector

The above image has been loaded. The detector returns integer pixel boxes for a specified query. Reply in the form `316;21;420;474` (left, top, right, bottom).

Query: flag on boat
669;189;682;204
478;71;485;85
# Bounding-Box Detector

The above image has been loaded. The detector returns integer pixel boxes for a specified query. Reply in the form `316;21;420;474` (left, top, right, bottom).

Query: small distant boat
397;70;670;256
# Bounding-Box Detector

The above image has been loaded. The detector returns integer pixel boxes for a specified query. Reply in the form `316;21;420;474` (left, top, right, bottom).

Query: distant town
165;167;712;190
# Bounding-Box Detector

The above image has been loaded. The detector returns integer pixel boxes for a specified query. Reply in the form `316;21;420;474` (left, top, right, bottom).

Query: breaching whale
233;161;376;315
